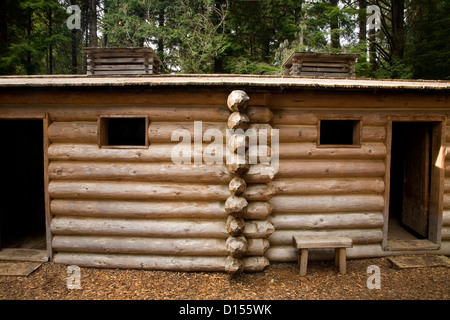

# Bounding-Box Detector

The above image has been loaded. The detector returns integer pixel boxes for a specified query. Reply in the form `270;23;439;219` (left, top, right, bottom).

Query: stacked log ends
227;90;250;112
228;112;250;131
225;196;248;218
229;177;247;196
225;90;251;275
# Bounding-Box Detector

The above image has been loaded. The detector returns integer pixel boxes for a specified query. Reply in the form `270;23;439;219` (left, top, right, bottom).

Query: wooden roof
0;75;448;91
282;52;361;69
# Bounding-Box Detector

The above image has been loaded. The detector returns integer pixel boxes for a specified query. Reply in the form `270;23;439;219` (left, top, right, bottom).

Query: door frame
0;114;52;259
383;116;446;250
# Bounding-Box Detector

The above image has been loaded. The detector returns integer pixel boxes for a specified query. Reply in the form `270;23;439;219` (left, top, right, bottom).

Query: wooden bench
293;235;353;276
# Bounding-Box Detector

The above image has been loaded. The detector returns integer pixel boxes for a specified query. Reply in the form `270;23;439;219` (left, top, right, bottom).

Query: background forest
0;0;449;79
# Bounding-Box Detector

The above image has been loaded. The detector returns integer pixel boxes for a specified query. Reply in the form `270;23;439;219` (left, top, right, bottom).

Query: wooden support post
299;249;308;276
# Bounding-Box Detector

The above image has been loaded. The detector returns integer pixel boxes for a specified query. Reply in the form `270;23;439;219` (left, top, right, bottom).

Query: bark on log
52;236;269;256
50;217;274;239
226;236;248;258
269;195;385;213
48;161;232;183
269;212;384;230
225;196;248;218
49;181;229;201
226;216;245;237
278;143;386;160
227;90;250;112
48;122;97;143
225;256;244;275
228;112;249;131
270;178;385;195
269;229;383;246
229;177;246;196
276;161;386;178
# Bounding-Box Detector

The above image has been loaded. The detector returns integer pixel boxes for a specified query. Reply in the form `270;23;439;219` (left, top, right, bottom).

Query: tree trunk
48;8;53;75
89;0;97;47
358;0;367;44
391;0;405;60
71;29;78;74
329;0;341;49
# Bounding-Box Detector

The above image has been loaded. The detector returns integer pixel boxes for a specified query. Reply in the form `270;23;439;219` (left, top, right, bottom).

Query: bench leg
299;249;308;276
338;248;347;275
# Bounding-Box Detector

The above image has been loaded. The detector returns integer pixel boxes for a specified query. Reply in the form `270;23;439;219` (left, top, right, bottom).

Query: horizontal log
149;122;225;143
443;211;450;226
265;244;384;262
51;199;226;219
275;126;318;143
148;122;272;144
269;195;385;213
48;161;230;183
269;229;383;246
442;227;450;241
269;212;384;229
49;161;273;184
278;143;386;160
49;143;210;162
243;184;276;201
274;125;386;143
51;199;273;220
271;178;385;195
48;122;97;143
271;110;388;126
444;194;450;210
276;160;386;178
50;217;274;239
53;253;269;272
362;126;386;142
49;181;229;201
52;236;269;256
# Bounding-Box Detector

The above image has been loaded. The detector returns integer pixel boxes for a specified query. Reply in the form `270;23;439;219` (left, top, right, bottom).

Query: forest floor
0;256;448;302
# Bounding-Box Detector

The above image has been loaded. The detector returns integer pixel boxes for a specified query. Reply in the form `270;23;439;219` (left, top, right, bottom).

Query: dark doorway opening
0;120;46;250
389;122;433;242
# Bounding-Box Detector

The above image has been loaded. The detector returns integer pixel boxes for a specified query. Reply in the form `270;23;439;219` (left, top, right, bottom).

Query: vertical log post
225;90;250;275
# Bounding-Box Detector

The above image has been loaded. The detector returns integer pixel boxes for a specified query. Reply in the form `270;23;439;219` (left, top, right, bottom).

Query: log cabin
0;74;449;273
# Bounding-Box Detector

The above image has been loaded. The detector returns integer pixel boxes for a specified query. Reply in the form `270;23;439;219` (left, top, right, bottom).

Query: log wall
45;91;273;272
267;110;388;261
2;81;450;271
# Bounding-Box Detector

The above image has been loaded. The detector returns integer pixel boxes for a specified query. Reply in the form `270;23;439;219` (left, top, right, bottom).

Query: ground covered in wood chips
0;257;448;301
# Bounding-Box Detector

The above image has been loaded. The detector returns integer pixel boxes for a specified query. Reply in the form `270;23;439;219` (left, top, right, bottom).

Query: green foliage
0;0;448;79
0;0;70;75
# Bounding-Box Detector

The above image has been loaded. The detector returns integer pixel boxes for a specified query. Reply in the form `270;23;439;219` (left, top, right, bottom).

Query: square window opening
100;117;148;148
319;120;361;146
